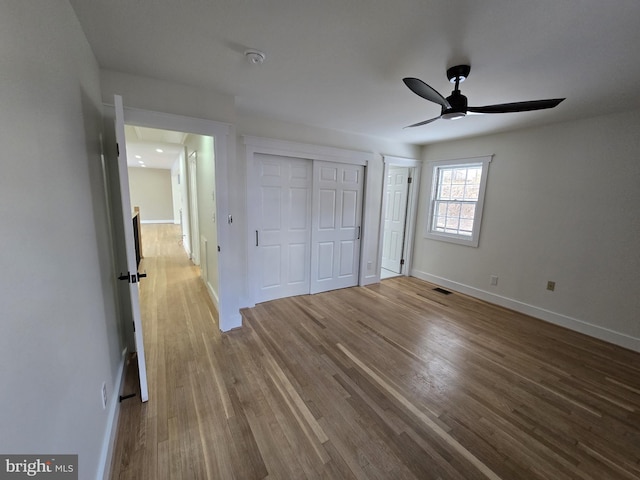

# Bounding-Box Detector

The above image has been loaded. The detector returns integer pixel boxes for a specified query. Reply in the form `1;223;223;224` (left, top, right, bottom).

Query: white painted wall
184;134;220;308
127;166;175;223
178;148;191;255
413;110;640;351
171;163;181;224
0;2;124;478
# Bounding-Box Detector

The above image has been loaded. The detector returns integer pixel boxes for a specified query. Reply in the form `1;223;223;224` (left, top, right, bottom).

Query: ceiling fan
403;65;565;128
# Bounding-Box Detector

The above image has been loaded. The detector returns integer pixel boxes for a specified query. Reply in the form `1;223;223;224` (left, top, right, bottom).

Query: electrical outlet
546;281;556;291
490;275;498;286
101;382;107;410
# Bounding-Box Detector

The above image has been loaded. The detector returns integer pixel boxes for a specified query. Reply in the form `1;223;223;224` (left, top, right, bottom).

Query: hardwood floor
110;224;640;479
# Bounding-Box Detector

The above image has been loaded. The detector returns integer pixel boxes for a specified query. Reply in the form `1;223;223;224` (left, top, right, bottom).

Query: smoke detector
245;49;266;65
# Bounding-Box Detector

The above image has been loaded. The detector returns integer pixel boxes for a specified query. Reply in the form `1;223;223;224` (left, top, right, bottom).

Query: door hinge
407;177;412;184
400;259;405;265
132;321;135;332
116;142;120;157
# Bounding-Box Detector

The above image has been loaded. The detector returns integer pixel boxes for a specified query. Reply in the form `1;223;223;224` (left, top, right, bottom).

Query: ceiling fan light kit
403;64;565;128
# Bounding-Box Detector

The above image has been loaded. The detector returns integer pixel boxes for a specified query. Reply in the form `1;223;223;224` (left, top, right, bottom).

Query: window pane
465;184;480;200
460;203;476;219
459;219;474;233
439;184;452;200
453;168;467;184
447;202;460;217
446;217;459;230
451;184;465;199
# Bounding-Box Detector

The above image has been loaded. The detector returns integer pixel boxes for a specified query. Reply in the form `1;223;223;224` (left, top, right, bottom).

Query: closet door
310;161;364;294
255;154;312;303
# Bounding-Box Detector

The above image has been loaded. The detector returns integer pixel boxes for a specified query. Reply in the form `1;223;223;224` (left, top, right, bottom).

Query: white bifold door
254;154;364;303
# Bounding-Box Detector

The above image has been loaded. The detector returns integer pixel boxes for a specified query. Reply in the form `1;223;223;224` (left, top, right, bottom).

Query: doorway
114;103;239;333
379;156;421;280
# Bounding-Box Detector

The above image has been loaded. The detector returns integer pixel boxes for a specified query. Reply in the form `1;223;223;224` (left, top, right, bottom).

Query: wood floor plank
109;224;640;479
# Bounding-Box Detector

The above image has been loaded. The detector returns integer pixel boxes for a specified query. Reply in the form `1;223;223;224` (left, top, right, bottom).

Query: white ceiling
70;0;640;145
125;125;185;170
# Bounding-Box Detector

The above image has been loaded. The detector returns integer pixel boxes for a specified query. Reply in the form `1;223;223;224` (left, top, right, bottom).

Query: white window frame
425;155;492;247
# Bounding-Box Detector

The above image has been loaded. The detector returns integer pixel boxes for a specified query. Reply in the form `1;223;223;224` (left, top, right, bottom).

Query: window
425;155;492;247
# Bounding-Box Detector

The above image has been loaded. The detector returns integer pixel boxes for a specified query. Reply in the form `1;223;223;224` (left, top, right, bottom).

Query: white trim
411;269;640;353
122;105;231;136
140;219;175;224
97;348;128;480
424;155;493;248
206;279;219;312
243;135;372;165
379;155;421;281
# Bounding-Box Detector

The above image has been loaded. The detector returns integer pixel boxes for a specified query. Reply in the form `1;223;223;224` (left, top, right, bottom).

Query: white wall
184;134;220;307
413;110;640;351
0;2;124;478
127;166;175;223
171;163;181;225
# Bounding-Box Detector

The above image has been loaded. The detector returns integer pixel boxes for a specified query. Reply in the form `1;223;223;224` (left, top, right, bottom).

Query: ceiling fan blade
467;98;565;114
403;78;451;109
404;115;442;128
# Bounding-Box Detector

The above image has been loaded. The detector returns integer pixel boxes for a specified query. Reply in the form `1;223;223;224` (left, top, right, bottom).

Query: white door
310;161;364;294
114;95;149;402
188;151;200;265
382;166;409;273
255;154;312;303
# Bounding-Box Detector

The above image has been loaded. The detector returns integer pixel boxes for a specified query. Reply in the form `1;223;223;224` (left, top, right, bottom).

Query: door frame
116;105;240;331
378;155;421;278
187;150;200;265
244;136;373;307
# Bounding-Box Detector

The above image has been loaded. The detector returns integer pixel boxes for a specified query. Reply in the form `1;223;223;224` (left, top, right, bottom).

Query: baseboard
206;280;219;312
96;348;128;480
411;270;640;353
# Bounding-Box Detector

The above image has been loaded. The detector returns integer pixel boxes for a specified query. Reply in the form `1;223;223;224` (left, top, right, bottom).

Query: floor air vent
433;287;452;295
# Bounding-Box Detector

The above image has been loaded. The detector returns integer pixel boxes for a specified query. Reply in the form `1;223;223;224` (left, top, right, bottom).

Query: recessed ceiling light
141;165;147;168
138;160;144;165
135;155;142;159
155;148;163;153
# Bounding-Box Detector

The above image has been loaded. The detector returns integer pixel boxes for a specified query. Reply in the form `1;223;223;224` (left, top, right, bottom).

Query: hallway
110;224;226;479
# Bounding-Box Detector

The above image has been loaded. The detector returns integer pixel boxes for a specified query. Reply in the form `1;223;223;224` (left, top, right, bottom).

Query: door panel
382;167;409;273
311;161;364;294
113;95;149;402
255;154;312;302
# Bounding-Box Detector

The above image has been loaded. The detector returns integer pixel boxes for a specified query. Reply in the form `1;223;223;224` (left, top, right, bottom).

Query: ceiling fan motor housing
443;90;468;118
